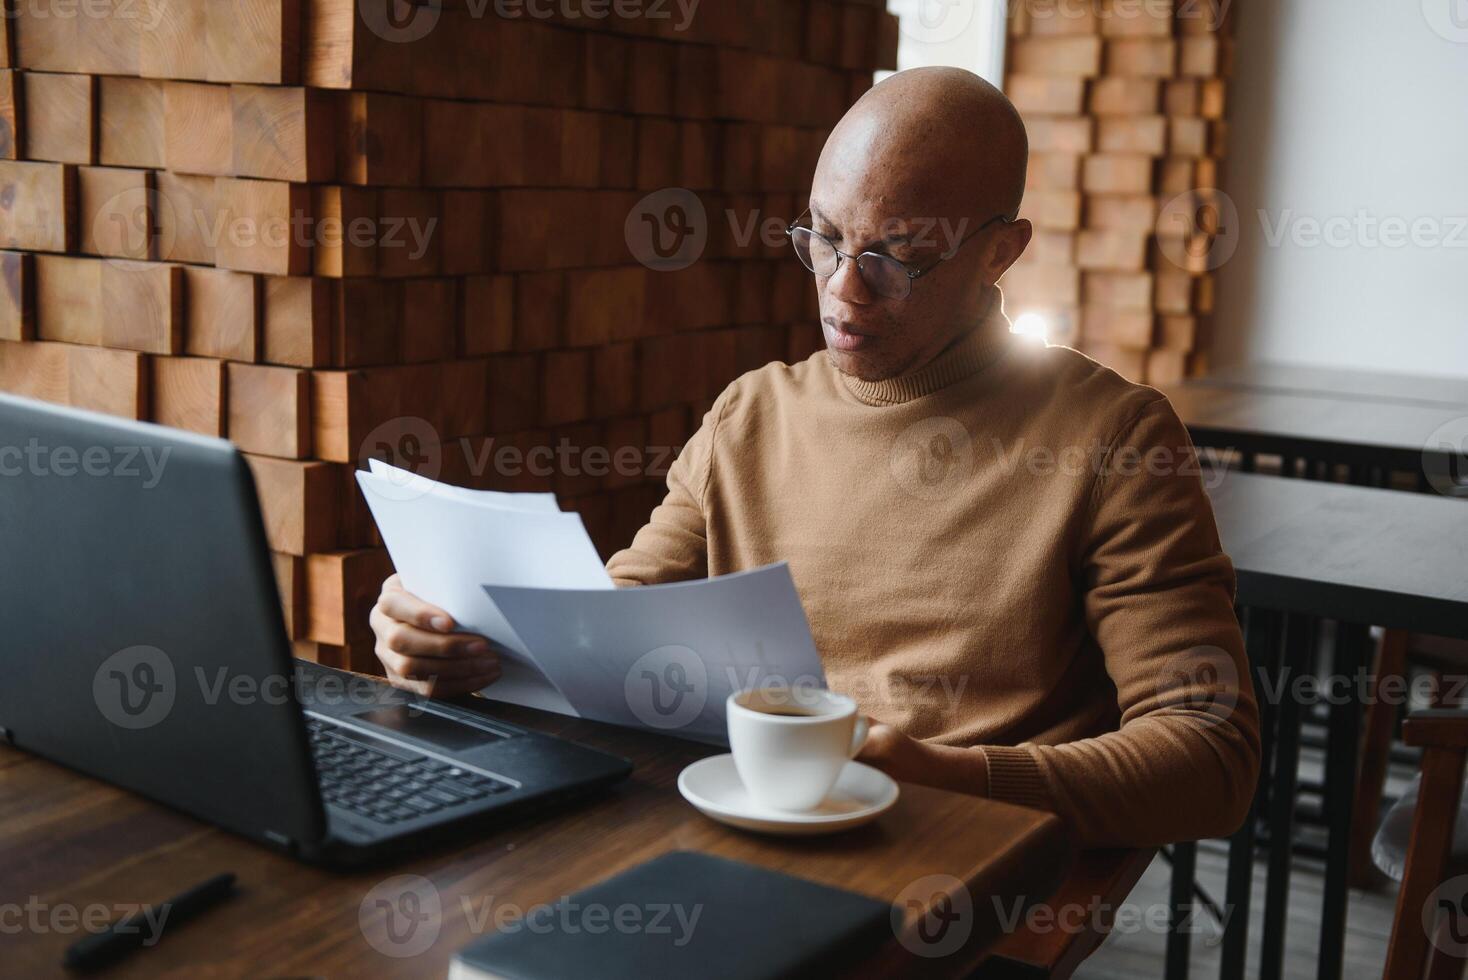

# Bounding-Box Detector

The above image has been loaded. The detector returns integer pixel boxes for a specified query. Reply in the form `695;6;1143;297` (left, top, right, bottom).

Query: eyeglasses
785;209;1012;300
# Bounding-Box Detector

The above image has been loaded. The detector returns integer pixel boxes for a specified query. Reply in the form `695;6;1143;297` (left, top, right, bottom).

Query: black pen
63;872;238;973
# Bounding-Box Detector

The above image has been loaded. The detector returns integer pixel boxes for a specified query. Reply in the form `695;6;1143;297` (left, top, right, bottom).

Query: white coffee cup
726;687;869;812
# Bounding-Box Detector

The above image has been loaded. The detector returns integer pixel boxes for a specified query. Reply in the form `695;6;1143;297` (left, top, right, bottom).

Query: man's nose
826;255;874;305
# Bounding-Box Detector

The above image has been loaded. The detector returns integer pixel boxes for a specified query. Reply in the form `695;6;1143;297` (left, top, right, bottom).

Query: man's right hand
369;574;503;698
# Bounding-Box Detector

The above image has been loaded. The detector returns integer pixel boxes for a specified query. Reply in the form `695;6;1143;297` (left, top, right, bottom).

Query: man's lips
823;319;876;351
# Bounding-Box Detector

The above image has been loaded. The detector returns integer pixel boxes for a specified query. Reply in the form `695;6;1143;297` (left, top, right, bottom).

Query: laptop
0;393;631;867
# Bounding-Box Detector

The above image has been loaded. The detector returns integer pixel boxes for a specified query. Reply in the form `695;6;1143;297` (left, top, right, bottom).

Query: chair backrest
1383;711;1468;980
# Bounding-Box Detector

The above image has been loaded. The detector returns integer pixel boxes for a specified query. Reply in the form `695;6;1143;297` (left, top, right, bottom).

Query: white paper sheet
484;563;826;743
355;469;613;715
366;458;560;513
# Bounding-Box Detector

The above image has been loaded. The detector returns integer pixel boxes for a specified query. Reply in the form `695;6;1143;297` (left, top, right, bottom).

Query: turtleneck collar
837;294;1014;407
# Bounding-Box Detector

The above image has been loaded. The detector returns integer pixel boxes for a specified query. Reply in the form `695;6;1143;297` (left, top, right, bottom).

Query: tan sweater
606;300;1261;847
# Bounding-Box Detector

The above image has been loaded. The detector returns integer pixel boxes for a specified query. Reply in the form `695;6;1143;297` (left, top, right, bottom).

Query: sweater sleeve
603;394;724;588
980;397;1262;847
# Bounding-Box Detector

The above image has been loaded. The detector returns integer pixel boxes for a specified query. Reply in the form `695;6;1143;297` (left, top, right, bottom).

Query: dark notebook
448;851;893;980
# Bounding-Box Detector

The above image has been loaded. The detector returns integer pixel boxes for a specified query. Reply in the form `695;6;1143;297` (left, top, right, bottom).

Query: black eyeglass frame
784;207;1016;297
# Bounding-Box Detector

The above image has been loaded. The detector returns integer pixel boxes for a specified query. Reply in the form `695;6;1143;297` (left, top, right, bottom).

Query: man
368;68;1260;848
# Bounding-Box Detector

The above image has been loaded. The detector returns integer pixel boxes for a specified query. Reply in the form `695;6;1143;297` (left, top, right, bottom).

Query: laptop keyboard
306;716;513;825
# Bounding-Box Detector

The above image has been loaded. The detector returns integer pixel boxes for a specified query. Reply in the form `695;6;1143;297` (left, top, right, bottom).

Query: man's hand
856;720;990;797
369;574;502;697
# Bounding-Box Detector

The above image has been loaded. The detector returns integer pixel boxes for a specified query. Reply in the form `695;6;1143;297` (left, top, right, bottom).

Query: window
878;0;1009;85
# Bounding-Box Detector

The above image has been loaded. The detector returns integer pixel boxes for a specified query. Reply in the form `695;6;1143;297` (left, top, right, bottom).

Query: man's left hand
856;720;990;797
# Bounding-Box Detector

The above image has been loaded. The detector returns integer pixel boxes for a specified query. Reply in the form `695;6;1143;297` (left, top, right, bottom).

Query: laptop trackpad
353;705;505;752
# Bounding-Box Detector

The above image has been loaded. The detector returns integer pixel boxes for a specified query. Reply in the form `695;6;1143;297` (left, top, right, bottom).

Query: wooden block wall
1004;0;1235;384
0;0;896;671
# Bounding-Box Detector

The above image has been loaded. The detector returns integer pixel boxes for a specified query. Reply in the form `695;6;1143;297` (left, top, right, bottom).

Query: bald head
814;67;1028;230
803;67;1034;384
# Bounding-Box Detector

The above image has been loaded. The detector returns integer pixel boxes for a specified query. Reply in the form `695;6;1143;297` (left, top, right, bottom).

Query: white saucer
677;754;899;836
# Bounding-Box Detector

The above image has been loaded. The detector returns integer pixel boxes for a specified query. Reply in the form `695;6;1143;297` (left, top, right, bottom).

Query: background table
1212;471;1468;636
0;698;1072;979
1190;362;1468;410
1162;383;1466;482
1163;362;1468;495
1191;472;1468;980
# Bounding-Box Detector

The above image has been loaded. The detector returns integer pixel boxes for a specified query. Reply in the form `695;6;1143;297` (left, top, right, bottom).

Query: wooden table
0;698;1073;979
1193;472;1468;980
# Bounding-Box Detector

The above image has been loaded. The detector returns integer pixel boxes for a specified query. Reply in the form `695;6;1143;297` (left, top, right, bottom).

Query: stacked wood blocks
0;0;898;671
1003;0;1234;384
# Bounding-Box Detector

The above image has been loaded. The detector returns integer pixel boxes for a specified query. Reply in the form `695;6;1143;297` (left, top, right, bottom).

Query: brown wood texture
183;266;260;361
231;84;335;181
22;70;96;164
262;273;332;366
0;338;147;417
0;159;74;252
306;547;393;644
1383;737;1468;980
1004;0;1232;376
1406;713;1468;750
77;165;152;259
244;454;346;554
0;699;1073;979
0;0;900;682
163;80;233;176
34;253;101;344
152;354;226;435
98;78;164;168
140;0;210;80
0;68;20;159
0;249;33;340
205;0;302;85
215;177;312;276
153;170;219;264
1352;628;1411;889
100;259;183;354
274;550;307;638
226;361;311;458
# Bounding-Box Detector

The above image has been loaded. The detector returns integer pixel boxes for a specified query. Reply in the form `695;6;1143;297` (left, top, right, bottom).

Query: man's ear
985;219;1033;282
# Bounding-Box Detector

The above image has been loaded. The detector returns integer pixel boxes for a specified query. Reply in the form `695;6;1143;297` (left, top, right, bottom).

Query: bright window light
879;0;1008;86
1011;312;1049;343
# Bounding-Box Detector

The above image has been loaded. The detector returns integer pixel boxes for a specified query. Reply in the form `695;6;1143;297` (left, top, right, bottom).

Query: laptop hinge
264;829;293;848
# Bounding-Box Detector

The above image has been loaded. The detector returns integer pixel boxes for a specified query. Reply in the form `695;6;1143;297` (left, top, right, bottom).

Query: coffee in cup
726;687;869;811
